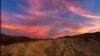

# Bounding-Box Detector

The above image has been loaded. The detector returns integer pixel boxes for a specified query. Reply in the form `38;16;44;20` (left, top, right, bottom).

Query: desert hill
1;32;100;56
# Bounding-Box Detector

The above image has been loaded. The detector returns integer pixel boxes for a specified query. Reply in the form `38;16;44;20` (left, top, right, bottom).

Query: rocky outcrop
1;32;100;56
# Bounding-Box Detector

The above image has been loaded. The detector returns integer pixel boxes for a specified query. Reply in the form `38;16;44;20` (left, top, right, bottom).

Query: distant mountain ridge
1;32;100;56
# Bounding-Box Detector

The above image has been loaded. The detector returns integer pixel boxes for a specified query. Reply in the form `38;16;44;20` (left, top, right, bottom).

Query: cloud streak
66;4;100;19
1;0;100;38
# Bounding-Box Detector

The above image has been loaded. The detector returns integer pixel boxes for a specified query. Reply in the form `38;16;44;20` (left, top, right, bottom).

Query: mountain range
1;32;100;56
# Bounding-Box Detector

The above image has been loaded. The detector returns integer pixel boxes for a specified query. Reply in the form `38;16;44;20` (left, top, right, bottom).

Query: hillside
1;32;100;56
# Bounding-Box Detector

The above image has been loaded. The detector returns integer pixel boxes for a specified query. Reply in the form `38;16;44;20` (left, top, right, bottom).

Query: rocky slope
1;32;100;56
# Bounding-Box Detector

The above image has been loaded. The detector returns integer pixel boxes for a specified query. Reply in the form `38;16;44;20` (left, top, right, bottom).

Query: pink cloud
65;3;100;19
1;0;99;38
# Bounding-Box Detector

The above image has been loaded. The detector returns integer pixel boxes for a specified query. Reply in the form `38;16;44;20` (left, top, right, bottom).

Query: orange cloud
1;0;99;38
1;23;53;37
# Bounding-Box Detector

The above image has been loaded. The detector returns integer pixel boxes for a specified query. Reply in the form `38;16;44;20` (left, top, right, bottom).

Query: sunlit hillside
1;32;100;56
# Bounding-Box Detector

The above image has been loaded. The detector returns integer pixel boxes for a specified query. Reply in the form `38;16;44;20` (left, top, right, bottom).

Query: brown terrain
0;32;100;56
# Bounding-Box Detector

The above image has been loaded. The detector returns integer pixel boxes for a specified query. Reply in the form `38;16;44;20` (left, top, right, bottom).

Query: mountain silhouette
1;32;100;56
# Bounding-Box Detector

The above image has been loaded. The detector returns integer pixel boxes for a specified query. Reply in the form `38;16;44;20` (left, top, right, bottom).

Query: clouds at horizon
1;0;100;38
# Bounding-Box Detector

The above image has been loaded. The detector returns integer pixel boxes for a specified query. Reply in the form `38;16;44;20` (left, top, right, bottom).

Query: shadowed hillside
1;32;100;56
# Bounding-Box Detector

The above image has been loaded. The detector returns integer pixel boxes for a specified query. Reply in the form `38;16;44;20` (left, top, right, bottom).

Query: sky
1;0;100;39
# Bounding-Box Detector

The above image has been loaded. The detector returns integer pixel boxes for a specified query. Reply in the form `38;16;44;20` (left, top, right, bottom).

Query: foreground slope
1;32;100;56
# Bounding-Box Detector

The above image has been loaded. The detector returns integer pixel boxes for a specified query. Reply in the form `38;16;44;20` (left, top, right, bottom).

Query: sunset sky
1;0;100;38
